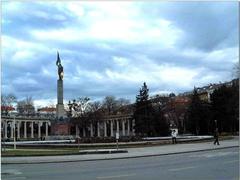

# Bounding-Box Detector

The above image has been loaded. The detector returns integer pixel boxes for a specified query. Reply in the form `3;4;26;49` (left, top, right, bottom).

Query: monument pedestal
56;104;65;119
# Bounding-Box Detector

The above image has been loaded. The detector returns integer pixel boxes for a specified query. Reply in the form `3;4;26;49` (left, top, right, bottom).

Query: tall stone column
24;121;27;138
104;121;107;137
31;121;34;138
45;122;48;137
17;121;20;139
122;120;125;136
76;125;79;137
110;120;114;137
10;122;14;138
56;79;65;119
127;119;130;136
97;121;100;137
38;122;41;138
90;123;93;137
116;120;119;133
4;121;8;138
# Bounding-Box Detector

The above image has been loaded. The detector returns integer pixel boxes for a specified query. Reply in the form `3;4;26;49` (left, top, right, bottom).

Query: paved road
2;147;238;180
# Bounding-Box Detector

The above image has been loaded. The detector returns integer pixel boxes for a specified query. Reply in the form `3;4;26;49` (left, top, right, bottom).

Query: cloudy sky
2;1;238;108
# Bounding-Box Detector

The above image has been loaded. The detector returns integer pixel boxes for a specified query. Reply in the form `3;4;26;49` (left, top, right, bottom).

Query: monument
51;52;71;137
56;52;65;119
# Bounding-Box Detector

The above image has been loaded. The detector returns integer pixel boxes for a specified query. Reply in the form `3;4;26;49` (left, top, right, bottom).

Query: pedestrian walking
171;130;177;144
213;128;220;145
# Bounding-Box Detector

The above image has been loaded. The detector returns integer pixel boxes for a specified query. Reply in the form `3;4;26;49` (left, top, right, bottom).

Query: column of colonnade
2;120;50;140
74;117;134;138
127;119;130;136
104;121;107;137
17;121;20;139
4;121;8;138
24;121;27;138
90;123;93;137
97;121;100;137
122;120;125;136
110;120;114;137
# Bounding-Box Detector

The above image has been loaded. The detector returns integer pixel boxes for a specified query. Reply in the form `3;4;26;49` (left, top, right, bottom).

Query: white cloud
31;17;182;47
158;65;201;88
66;3;85;17
13;77;38;85
34;98;57;108
65;66;104;85
204;47;238;63
2;35;50;52
113;56;129;67
104;56;202;89
3;1;22;13
33;10;67;21
181;48;206;58
29;2;183;47
12;50;35;61
41;67;55;78
31;28;84;42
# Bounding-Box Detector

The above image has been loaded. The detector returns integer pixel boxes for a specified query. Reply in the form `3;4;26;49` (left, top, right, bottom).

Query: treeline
1;94;57;117
2;79;239;136
186;83;239;135
1;95;36;116
134;81;239;137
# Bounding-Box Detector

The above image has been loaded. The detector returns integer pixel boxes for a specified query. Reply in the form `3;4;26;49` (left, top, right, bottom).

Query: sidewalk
2;135;213;147
2;138;238;164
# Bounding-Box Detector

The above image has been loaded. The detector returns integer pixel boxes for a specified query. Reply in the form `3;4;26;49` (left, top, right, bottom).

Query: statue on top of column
56;52;64;80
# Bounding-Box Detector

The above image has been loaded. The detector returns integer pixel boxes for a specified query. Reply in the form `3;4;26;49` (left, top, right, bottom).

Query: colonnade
1;117;51;139
75;117;135;138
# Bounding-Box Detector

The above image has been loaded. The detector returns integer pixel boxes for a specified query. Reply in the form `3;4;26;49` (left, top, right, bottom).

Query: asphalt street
2;147;239;180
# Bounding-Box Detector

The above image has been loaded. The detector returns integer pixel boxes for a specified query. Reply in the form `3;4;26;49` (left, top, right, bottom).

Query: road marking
4;177;26;180
1;169;22;175
222;160;239;164
189;152;238;158
169;166;196;172
97;173;136;179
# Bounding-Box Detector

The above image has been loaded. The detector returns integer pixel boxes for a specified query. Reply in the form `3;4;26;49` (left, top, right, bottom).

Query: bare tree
102;96;131;115
89;101;102;113
117;98;130;107
103;96;118;115
17;96;35;116
1;94;17;115
68;97;91;117
233;62;239;78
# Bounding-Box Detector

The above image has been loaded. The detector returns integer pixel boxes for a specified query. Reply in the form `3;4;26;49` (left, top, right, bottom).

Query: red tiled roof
38;107;56;112
1;106;15;111
173;97;191;103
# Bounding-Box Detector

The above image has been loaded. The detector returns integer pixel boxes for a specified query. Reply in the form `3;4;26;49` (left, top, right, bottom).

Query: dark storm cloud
140;2;238;51
2;2;77;41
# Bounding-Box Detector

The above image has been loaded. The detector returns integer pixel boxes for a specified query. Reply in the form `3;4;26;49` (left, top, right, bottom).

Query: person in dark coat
213;128;220;145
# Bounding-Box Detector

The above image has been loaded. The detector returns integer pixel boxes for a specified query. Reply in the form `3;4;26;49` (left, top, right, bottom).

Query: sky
2;1;239;108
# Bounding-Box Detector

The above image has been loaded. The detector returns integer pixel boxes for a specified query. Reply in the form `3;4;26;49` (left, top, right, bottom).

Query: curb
78;149;128;154
2;145;238;165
